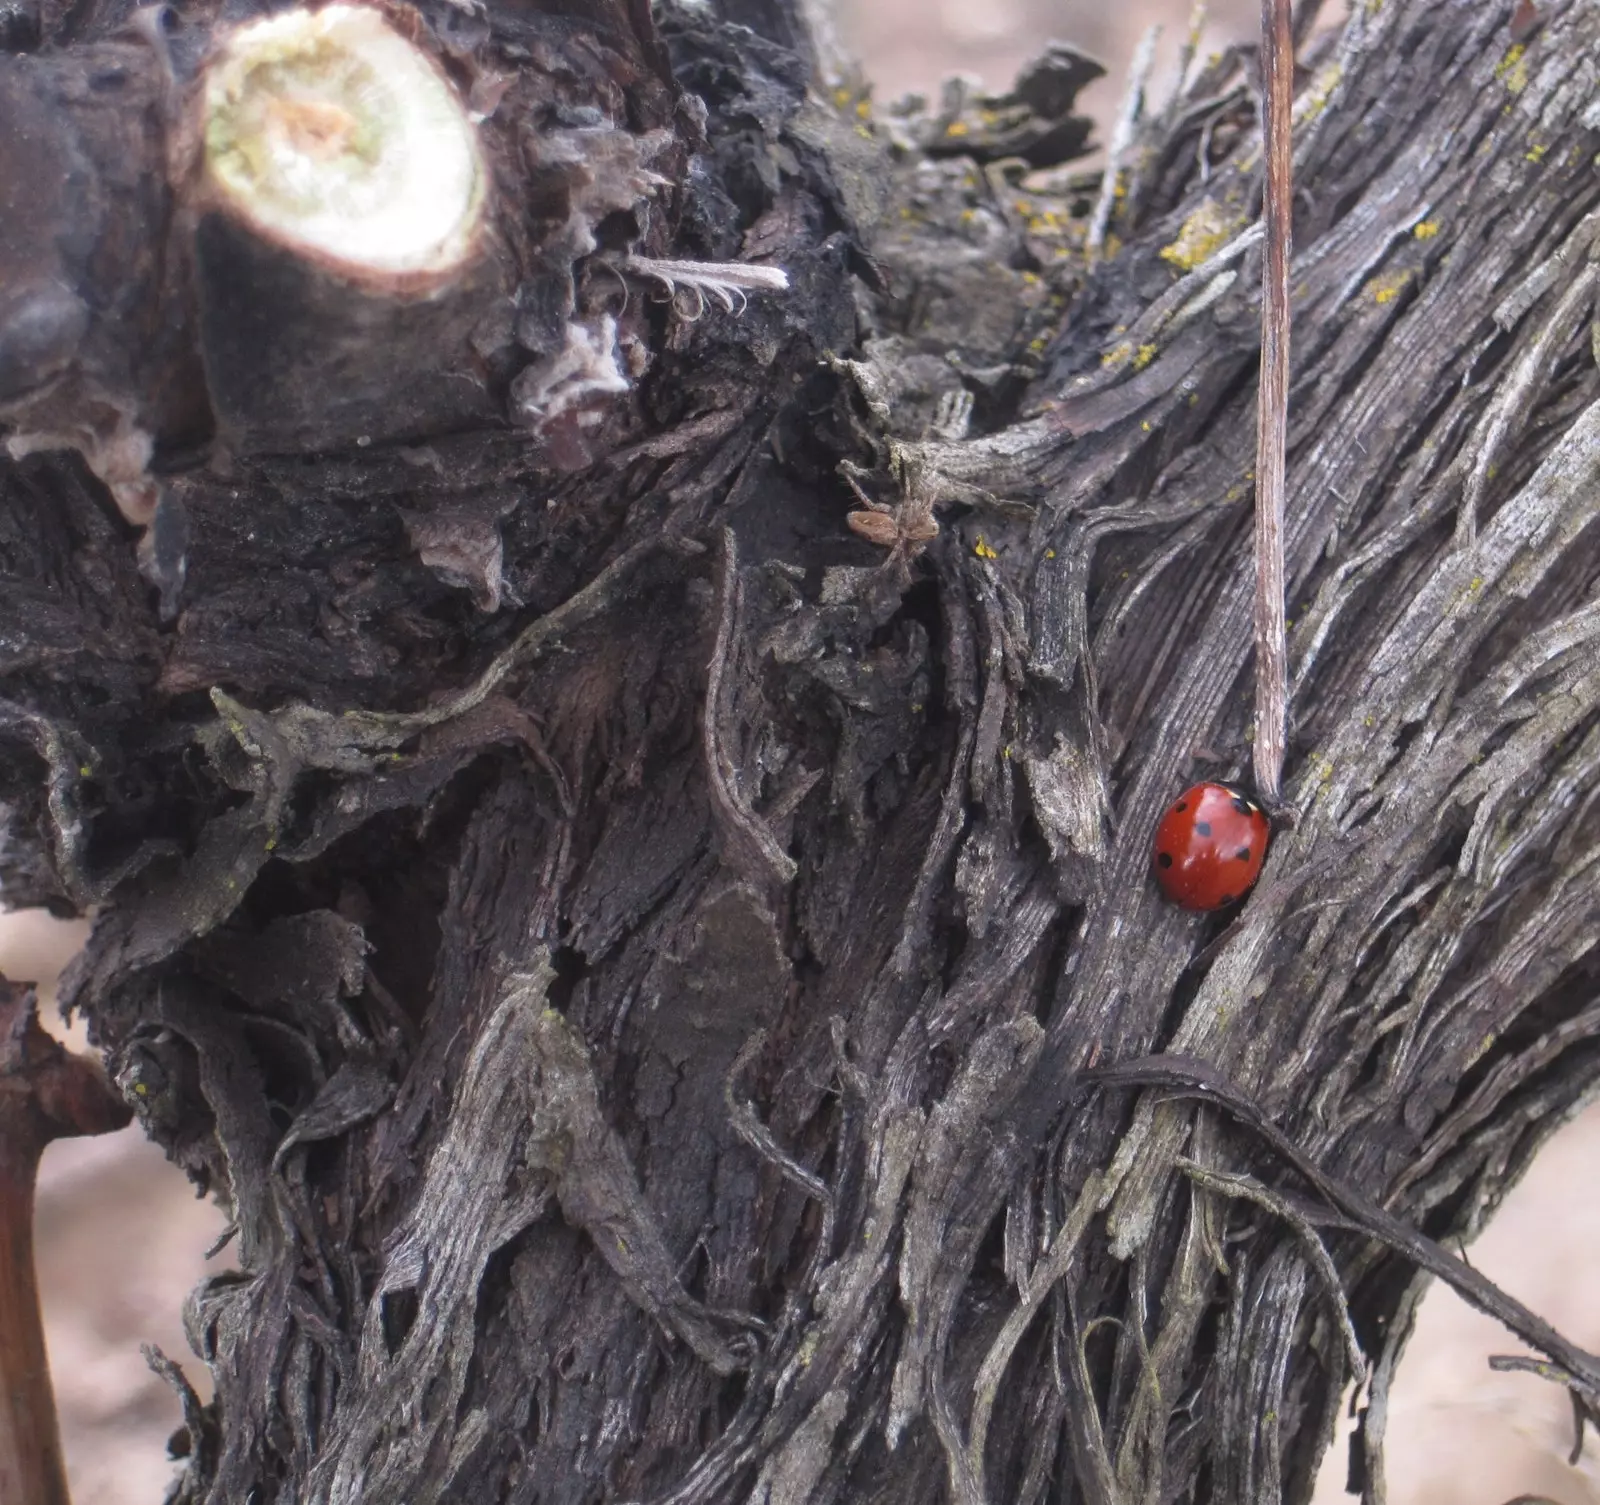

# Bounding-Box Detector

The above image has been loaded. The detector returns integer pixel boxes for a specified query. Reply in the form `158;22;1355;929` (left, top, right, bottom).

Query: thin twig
1155;4;1208;145
0;978;131;1505
1177;3;1208;102
1087;26;1158;263
1252;0;1294;807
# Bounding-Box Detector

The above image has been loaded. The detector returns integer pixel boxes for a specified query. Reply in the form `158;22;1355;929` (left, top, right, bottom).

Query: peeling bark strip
4;0;1600;1502
306;958;739;1505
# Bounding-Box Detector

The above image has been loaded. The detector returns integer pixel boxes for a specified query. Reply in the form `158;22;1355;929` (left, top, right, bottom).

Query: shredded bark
2;0;1600;1502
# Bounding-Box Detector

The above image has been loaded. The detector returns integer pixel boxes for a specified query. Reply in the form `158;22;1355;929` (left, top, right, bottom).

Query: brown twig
1253;0;1294;808
0;976;132;1505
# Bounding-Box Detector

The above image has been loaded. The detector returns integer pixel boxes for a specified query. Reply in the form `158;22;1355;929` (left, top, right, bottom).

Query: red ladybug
1152;782;1269;911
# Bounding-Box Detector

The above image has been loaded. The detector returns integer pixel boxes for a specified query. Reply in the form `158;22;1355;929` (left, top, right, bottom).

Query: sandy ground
3;3;1596;1501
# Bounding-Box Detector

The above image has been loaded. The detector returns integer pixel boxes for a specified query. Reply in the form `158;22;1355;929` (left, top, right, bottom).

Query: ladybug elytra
1151;782;1269;911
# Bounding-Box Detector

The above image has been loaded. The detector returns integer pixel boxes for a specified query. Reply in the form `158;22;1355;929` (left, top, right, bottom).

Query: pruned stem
199;4;485;285
191;4;502;450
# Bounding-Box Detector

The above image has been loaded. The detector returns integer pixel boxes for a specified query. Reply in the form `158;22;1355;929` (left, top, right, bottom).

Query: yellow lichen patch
945;119;969;138
1102;340;1135;371
1366;270;1411;306
974;536;999;560
1294;61;1343;126
1159;200;1246;272
1133;344;1158;371
1496;43;1529;93
1526;141;1547;164
1016;202;1067;237
1413;220;1440;240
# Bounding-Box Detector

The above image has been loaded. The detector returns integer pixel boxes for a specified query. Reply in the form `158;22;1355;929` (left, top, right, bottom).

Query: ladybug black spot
1235;846;1251;861
1175;800;1188;812
1157;852;1173;868
1194;820;1212;837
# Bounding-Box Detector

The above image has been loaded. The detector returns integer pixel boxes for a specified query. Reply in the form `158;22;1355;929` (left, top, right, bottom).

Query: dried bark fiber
2;0;1599;1502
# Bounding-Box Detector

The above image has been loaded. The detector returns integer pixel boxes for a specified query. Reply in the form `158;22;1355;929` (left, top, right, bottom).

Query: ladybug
1151;782;1270;911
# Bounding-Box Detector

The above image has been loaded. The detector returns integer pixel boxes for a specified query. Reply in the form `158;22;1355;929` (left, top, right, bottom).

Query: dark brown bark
2;0;1599;1503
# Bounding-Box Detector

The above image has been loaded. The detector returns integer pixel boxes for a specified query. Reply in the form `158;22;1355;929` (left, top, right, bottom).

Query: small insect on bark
843;463;940;573
846;504;939;550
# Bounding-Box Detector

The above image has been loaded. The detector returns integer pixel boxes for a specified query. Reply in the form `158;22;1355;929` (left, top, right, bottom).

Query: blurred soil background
3;1;1597;1500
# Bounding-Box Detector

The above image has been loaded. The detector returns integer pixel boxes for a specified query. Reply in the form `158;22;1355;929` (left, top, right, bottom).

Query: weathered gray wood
2;0;1599;1501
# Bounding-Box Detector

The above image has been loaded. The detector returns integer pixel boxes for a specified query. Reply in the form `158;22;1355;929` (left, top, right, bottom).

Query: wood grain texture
1;0;1598;1502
